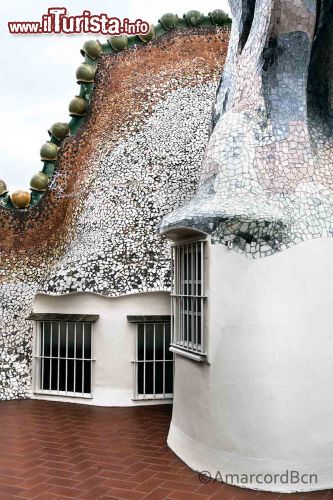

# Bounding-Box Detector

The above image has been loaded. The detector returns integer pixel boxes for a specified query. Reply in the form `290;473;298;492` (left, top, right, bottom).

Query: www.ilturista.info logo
8;8;150;35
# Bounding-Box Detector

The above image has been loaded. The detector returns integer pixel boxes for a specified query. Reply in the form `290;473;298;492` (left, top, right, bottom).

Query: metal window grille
171;241;206;354
133;323;174;400
34;321;94;398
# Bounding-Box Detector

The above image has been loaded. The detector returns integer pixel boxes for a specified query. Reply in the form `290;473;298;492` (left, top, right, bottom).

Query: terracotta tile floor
0;401;331;500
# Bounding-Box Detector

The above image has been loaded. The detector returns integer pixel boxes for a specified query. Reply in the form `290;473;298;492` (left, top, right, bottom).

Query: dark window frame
34;320;95;398
132;321;174;400
171;240;206;357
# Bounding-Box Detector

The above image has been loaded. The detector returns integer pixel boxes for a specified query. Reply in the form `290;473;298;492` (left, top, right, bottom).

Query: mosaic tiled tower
160;0;333;257
160;1;333;492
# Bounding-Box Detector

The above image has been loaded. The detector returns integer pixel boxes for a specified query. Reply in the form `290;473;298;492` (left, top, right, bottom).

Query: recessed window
133;322;173;400
171;241;206;357
34;321;94;398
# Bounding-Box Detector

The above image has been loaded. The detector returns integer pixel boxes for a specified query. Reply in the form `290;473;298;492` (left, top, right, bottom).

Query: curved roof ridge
0;9;231;212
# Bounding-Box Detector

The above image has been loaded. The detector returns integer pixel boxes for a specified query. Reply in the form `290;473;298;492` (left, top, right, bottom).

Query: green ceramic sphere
11;190;31;209
76;63;95;83
159;13;178;30
138;24;155;42
40;142;59;161
184;10;204;27
209;9;229;26
30;172;50;192
0;180;8;196
49;122;70;141
80;40;102;60
109;34;128;51
69;96;88;117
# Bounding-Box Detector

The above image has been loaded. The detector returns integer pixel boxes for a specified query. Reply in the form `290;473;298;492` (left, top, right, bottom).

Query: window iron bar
171;241;206;355
133;322;173;400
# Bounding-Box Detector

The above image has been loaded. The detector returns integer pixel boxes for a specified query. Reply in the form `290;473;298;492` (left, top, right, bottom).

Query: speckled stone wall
160;0;333;258
0;26;229;399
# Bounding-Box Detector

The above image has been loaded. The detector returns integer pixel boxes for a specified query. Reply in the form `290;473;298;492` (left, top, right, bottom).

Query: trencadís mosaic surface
159;0;333;258
0;14;230;399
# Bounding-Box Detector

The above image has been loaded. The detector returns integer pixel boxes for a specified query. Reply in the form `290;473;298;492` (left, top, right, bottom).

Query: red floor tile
134;478;165;494
143;487;173;499
168;491;209;499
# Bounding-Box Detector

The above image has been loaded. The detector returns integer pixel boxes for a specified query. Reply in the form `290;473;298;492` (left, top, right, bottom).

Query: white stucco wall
168;237;333;492
32;291;171;407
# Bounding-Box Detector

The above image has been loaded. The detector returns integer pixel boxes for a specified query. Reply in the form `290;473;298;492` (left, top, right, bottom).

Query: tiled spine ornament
159;0;333;258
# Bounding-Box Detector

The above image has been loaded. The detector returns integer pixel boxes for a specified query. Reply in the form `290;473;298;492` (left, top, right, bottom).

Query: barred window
133;322;173;400
34;321;94;397
171;241;206;356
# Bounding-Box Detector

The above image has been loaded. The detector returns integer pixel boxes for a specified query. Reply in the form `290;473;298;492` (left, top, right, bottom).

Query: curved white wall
32;292;171;407
168;238;333;492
